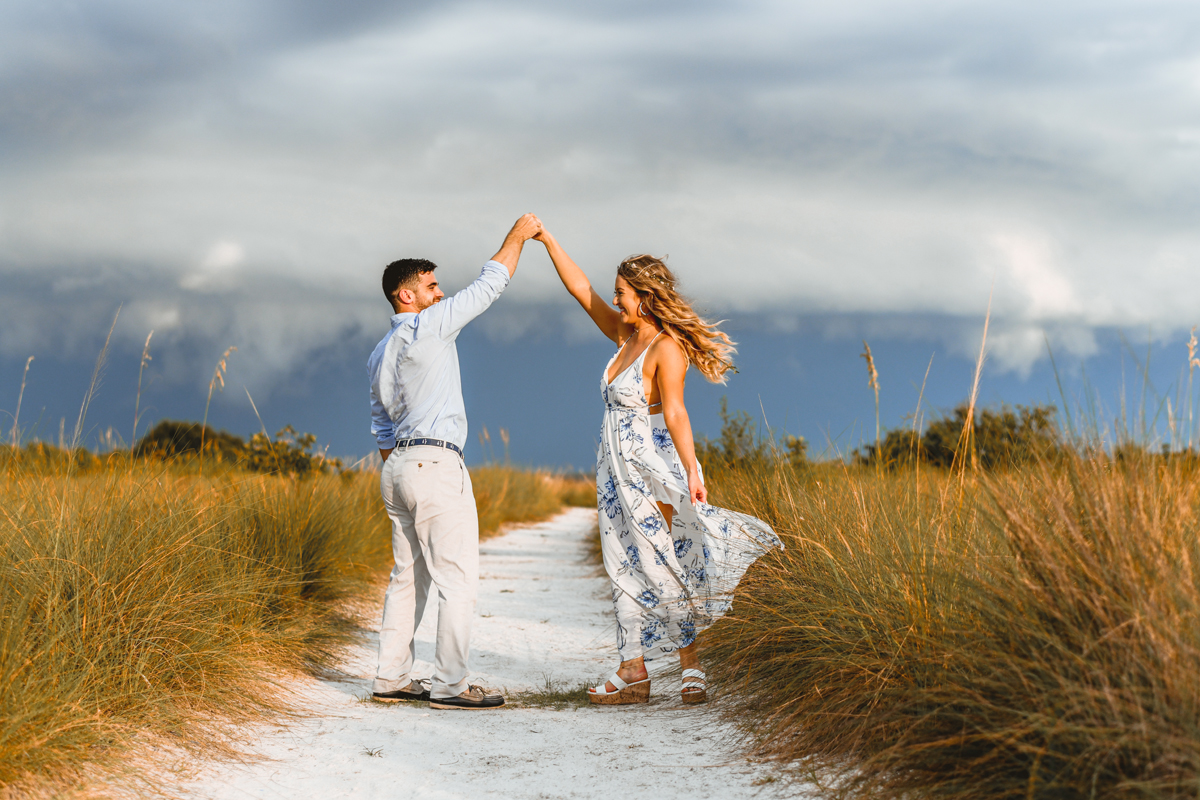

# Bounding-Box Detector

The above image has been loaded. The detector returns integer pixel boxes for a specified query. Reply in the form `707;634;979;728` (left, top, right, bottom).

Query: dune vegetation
0;441;591;797
695;377;1200;798
8;326;1198;799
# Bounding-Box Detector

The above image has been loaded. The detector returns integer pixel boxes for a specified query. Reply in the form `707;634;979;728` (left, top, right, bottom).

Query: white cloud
181;240;246;290
138;303;182;331
990;233;1080;320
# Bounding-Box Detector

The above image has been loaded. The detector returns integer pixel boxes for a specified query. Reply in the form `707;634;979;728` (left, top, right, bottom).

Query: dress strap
639;330;664;360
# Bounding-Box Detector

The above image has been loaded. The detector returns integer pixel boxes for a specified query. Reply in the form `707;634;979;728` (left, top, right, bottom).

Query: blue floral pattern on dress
599;476;622;520
595;332;782;663
652;427;673;450
618;414;643;444
640;619;662;648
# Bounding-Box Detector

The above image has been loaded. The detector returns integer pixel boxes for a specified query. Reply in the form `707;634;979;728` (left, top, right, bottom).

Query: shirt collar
390;312;415;328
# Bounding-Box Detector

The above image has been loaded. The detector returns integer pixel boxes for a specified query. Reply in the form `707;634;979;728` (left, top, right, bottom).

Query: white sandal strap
682;669;706;680
590;672;635;695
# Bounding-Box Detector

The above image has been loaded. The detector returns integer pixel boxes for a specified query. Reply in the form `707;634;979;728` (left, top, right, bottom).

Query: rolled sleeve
368;347;398;450
370;389;397;450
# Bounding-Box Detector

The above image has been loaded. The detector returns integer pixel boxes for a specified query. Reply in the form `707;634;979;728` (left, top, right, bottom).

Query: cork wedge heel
681;669;707;704
587;673;650;705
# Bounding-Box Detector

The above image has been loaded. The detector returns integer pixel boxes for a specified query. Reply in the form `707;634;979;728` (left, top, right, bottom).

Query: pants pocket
398;455;440;505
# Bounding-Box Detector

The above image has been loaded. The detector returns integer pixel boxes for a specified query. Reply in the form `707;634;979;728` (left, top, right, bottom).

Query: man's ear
395;287;414;308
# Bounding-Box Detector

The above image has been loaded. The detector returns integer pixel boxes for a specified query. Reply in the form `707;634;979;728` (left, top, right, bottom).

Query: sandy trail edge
176;507;820;799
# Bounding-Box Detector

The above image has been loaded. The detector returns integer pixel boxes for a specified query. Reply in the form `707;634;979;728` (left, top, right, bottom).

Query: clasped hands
508;213;543;243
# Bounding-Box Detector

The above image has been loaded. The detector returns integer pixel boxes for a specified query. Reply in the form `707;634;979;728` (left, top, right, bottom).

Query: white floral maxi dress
596;334;783;662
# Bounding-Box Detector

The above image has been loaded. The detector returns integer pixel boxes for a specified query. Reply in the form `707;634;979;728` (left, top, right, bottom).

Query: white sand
178;508;817;799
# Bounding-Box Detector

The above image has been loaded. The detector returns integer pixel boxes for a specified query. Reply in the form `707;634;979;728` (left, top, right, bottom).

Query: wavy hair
617;255;736;384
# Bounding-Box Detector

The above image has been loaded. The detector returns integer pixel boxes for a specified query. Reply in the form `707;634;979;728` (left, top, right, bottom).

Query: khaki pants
373;445;479;699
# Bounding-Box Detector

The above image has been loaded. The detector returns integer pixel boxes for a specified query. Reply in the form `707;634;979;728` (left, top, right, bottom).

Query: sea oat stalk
955;284;993;475
9;355;33;448
1188;327;1198;449
860;341;881;455
200;346;237;473
131;330;154;449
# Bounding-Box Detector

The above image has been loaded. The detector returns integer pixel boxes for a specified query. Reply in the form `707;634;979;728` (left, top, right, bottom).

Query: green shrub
858;401;1060;470
133;420;341;475
243;425;341;476
696;397;808;476
133;419;247;462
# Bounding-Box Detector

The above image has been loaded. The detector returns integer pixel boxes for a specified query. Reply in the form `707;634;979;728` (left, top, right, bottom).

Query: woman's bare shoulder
650;331;686;364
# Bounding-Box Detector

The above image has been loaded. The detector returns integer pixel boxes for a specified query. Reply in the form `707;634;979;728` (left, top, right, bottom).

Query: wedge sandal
587;672;650;705
681;668;707;704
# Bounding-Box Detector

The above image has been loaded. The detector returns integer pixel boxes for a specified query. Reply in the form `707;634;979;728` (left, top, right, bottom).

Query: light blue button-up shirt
368;260;511;452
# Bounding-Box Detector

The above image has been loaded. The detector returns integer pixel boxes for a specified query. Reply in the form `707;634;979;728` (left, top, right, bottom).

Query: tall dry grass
0;455;389;795
473;467;594;538
0;447;589;795
701;452;1200;798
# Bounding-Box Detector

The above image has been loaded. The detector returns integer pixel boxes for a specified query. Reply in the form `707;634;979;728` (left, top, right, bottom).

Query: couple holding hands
367;214;780;709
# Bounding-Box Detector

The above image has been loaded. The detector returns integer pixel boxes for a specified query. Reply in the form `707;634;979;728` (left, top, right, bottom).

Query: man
368;213;541;709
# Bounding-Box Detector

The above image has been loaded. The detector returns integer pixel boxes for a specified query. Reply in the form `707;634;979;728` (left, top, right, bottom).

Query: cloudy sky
3;0;1199;466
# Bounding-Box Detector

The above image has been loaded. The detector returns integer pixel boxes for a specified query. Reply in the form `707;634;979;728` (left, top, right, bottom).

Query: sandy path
179;508;815;799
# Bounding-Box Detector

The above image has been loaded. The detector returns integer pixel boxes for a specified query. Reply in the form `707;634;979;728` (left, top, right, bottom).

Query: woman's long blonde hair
617;255;736;384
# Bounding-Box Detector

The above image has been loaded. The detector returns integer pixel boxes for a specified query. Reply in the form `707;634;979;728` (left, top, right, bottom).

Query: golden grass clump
0;447;590;794
701;451;1200;799
0;456;391;794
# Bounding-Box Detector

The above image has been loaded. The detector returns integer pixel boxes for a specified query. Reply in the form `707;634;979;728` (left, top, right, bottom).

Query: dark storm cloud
0;0;451;167
3;0;1200;386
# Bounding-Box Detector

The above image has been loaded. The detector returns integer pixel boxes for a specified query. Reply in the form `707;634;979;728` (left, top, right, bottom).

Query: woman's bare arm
654;338;706;504
535;230;627;344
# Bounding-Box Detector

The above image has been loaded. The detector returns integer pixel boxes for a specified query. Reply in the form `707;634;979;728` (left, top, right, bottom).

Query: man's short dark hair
382;258;437;303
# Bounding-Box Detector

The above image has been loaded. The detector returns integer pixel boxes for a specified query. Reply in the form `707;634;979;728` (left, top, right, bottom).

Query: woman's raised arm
535;230;625;344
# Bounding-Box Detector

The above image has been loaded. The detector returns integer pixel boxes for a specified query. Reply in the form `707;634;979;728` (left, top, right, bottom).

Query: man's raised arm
433;214;542;337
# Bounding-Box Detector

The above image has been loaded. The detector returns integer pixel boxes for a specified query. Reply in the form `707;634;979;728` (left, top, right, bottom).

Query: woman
535;228;782;705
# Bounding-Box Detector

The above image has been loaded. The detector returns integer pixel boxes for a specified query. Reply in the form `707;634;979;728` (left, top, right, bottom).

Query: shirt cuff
376;433;397;450
483;259;512;286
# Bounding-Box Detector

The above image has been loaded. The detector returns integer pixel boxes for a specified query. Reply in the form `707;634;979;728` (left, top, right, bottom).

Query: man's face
398;271;444;311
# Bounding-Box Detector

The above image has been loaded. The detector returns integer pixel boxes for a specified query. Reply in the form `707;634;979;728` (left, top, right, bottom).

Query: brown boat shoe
429;684;505;710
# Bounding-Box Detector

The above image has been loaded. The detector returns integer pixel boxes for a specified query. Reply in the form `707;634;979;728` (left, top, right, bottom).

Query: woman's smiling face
613;275;641;324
